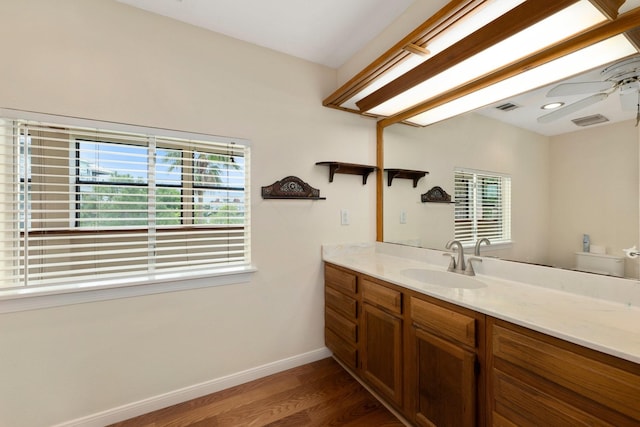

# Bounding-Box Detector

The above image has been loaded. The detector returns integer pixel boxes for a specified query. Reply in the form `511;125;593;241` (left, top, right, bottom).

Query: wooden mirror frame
369;5;640;242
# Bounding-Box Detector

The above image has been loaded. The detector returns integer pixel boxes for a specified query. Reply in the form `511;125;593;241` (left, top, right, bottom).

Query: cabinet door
413;326;476;427
361;302;403;406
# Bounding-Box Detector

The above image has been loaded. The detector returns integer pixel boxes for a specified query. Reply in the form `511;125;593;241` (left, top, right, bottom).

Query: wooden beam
376;122;384;242
322;0;481;109
377;7;640;128
403;43;430;57
625;26;640;51
588;0;625;20
355;0;578;113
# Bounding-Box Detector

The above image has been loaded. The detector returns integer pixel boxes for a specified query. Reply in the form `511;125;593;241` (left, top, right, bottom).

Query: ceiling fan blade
546;81;615;97
537;93;608;124
620;89;639;111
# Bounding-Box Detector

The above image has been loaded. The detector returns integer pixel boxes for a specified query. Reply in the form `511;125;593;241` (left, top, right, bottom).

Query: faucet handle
465;257;482;276
442;253;456;272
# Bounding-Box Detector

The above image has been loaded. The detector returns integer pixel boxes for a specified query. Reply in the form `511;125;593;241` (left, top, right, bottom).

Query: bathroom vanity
323;243;640;426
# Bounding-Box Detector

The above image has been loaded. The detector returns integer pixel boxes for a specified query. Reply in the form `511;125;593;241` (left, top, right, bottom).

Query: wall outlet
340;209;350;225
400;210;407;224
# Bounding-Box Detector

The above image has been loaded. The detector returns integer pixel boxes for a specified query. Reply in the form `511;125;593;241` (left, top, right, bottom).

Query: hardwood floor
110;357;405;427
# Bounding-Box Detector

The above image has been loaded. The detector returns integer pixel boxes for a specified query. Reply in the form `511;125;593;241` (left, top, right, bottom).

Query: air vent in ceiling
495;102;519;112
571;114;609;127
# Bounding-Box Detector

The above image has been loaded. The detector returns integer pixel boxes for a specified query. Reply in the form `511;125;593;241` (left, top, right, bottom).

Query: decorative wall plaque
261;176;325;199
421;186;453;203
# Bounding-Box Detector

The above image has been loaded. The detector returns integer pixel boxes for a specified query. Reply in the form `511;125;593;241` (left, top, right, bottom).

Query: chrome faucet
445;239;482;276
474;238;491;256
445;240;466;273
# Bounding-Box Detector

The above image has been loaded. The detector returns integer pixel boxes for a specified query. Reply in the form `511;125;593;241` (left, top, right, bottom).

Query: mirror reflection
383;55;640;279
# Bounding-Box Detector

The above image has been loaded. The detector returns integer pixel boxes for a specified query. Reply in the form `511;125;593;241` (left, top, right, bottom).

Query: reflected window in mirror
454;168;511;247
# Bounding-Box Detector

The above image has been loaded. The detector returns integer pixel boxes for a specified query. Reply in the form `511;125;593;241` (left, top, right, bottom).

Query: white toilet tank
575;252;624;277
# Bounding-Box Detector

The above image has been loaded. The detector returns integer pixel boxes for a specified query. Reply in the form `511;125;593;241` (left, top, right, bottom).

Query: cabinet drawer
326;328;357;370
325;264;357;295
362;278;402;315
492;369;615;427
410;297;475;348
492;324;640;421
325;286;357;319
325;307;357;343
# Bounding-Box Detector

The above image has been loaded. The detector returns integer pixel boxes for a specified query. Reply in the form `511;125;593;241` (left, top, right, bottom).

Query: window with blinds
0;114;250;291
454;168;511;245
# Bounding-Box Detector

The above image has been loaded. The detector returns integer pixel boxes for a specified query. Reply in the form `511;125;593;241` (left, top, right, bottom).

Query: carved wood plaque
261;176;324;199
421;186;452;203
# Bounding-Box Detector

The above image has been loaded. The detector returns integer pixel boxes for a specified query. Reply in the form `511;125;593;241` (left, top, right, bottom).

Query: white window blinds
454;168;511;245
0;113;250;290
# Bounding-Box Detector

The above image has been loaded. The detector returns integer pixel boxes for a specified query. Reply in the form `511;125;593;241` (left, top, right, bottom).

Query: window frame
454;167;511;247
0;108;254;313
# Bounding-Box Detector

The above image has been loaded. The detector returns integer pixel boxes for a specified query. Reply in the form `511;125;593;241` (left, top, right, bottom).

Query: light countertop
323;243;640;365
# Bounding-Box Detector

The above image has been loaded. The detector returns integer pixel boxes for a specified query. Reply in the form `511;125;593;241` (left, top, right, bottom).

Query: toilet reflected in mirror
575;251;624;277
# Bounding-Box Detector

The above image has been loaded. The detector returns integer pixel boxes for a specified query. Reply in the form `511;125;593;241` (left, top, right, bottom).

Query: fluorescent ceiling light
367;0;608;116
339;0;526;110
340;55;425;110
407;35;637;126
426;0;526;55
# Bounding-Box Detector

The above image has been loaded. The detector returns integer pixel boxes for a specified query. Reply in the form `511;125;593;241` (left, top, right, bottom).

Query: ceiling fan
537;56;640;124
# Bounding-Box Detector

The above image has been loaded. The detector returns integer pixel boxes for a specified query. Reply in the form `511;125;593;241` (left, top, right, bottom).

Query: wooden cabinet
408;296;483;427
361;278;403;406
489;319;640;426
324;262;639;427
324;264;358;370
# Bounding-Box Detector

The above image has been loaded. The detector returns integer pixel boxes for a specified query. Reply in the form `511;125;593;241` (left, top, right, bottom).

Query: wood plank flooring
109;357;404;427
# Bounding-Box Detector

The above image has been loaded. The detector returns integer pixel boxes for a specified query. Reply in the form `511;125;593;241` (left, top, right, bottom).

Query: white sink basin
401;268;487;289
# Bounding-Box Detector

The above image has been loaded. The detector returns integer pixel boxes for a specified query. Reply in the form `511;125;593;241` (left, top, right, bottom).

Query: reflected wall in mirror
383;58;640;279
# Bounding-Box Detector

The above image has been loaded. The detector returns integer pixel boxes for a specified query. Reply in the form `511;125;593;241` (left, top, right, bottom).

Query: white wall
384;113;551;264
0;1;378;426
549;119;639;277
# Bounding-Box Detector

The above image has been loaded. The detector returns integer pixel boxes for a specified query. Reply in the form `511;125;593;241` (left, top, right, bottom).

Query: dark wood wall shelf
261;176;326;200
385;168;429;187
316;162;377;185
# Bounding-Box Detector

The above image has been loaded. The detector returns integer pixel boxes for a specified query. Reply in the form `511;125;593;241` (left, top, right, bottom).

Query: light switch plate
340;209;350;225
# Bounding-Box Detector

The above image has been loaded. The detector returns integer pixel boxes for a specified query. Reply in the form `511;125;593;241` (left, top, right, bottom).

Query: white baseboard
53;347;332;427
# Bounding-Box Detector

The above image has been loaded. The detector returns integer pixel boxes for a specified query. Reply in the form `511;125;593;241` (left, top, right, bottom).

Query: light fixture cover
338;0;527;111
367;0;609;117
408;35;637;127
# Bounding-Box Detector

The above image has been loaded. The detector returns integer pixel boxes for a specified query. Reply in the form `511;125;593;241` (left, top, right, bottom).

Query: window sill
462;240;512;252
0;265;257;314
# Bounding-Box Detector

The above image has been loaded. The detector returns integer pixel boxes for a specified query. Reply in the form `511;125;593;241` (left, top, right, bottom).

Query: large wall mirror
383;54;640;279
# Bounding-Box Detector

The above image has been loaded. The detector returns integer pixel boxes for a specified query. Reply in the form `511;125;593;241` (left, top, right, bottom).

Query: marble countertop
323;243;640;364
